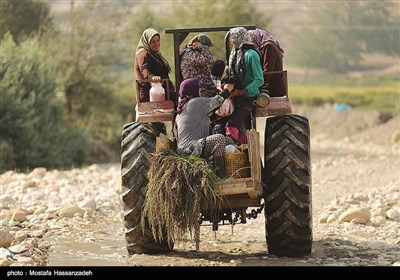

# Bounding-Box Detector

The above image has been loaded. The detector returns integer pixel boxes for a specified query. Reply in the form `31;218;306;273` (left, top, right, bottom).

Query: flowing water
47;222;126;266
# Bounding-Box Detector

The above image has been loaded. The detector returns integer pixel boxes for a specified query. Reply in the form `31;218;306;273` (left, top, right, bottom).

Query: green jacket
243;49;264;97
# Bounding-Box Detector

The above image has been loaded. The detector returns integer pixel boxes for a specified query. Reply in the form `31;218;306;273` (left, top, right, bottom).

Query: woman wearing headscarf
180;34;218;98
248;28;285;97
223;27;264;144
134;28;176;104
176;78;234;178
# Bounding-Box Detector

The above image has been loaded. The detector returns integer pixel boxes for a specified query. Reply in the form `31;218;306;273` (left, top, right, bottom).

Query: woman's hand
224;83;234;92
151;76;162;83
191;42;202;51
216;80;222;91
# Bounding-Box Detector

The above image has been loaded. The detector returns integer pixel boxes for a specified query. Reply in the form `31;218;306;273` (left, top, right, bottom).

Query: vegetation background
1;0;399;172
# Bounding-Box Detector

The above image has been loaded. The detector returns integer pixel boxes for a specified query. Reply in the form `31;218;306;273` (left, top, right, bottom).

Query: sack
215;97;234;117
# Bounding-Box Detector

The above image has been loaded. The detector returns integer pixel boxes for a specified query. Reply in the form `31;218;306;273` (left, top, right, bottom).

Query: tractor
121;26;312;257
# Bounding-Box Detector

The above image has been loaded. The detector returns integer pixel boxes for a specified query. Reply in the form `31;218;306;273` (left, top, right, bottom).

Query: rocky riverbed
1;106;399;266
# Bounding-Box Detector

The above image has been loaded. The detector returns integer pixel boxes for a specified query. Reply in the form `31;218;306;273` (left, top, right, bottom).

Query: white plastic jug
149;82;165;102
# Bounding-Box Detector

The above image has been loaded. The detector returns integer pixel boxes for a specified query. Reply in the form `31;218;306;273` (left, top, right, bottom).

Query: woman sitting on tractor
134;28;176;105
176;78;234;179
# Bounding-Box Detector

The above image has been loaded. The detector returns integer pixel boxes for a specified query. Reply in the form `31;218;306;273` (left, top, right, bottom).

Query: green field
289;76;400;113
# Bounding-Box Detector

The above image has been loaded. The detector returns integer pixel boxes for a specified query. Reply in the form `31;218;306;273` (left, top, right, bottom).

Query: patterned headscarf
177;78;200;114
179;34;214;58
229;27;253;49
135;28;171;72
226;27;257;87
248;28;284;58
188;34;214;47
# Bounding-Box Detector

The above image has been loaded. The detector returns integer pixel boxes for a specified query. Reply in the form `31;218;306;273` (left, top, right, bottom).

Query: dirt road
116;106;400;266
1;105;399;267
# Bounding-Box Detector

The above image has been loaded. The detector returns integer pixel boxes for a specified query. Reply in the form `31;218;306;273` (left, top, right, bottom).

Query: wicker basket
224;151;250;179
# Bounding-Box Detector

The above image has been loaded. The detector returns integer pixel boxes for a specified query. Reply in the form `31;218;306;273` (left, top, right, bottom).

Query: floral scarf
179;33;214;58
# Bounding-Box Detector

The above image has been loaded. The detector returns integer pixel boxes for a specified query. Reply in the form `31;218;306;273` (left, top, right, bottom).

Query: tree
124;0;272;82
166;0;272;60
49;0;130;119
0;34;89;172
0;0;53;44
126;4;164;42
50;0;133;161
59;0;121;117
292;0;400;72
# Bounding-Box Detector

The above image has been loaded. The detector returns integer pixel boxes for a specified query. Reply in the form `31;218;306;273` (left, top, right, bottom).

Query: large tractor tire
263;115;312;257
121;122;173;254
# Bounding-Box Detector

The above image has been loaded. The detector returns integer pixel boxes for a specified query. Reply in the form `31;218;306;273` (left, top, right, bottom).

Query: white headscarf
135;28;171;72
136;28;159;55
229;27;253;49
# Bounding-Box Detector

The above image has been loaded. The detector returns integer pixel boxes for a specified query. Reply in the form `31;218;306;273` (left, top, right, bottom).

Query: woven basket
225;151;250;179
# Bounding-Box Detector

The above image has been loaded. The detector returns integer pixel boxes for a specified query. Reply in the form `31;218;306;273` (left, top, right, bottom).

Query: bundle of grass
142;151;222;246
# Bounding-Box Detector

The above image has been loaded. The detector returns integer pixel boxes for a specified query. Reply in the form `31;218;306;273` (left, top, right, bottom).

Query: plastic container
149;82;165;102
225;145;239;153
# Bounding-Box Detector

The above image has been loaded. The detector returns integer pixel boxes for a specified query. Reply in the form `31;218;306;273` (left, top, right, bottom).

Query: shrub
0;34;90;172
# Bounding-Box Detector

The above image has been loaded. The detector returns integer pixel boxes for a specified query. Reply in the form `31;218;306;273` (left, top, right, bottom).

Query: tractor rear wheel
121;122;173;254
263;115;312;257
